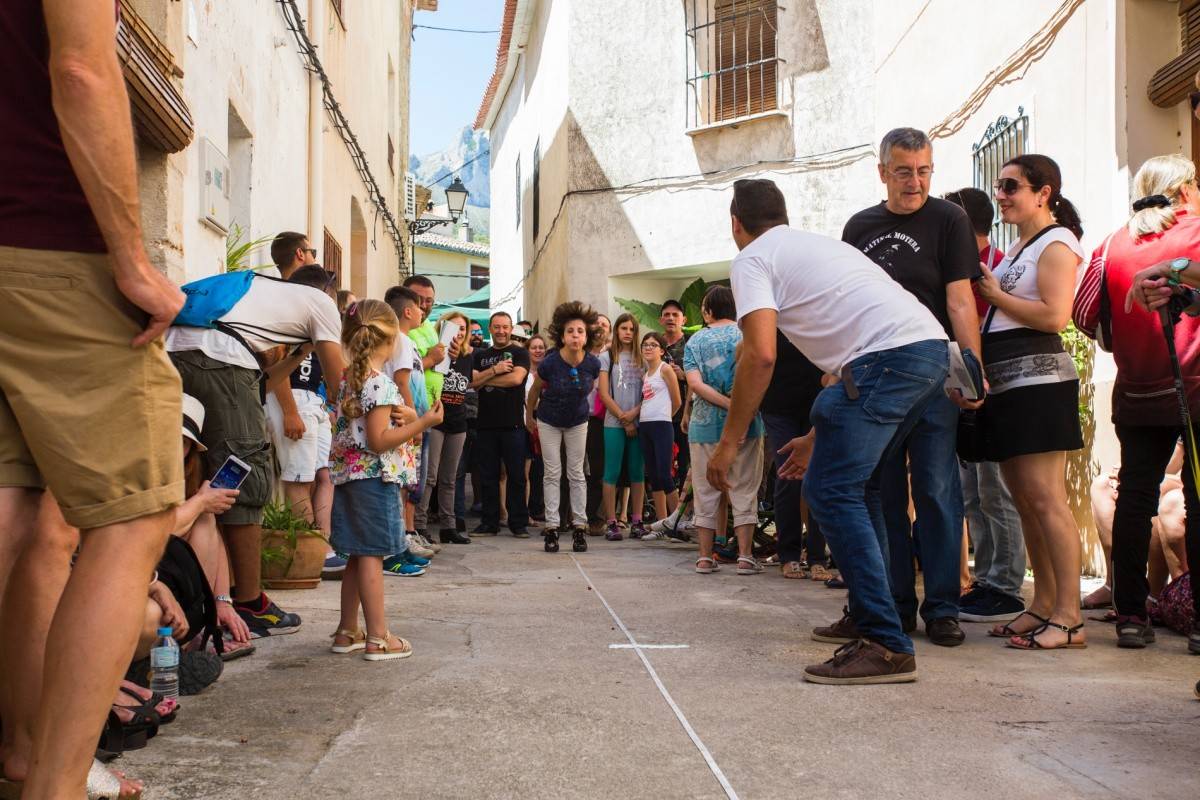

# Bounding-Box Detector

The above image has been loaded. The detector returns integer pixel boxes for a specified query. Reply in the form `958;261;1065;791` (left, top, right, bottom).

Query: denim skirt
330;477;403;557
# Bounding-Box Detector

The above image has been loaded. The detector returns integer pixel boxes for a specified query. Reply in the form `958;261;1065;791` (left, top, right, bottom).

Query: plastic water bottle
149;627;180;700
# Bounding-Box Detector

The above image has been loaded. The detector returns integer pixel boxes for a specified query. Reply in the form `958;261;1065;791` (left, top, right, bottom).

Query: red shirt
1074;210;1200;424
972;244;1004;319
0;1;107;253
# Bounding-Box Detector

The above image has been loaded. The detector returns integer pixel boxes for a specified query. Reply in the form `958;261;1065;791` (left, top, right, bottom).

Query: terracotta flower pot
261;529;328;590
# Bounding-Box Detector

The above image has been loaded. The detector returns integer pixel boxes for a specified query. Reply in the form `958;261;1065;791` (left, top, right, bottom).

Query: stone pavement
123;533;1200;800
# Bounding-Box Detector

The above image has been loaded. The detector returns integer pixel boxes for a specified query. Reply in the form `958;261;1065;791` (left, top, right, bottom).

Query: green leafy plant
225;223;274;272
260;501;326;573
615;278;710;333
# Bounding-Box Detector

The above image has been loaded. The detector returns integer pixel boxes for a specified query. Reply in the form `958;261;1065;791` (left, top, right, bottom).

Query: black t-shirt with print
472;344;531;429
288;351;325;397
662;333;689;425
436;353;473;435
841;197;980;338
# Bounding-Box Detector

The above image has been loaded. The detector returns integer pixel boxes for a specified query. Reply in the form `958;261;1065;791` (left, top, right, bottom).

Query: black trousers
476;426;529;530
1112;423;1200;621
585;416;605;523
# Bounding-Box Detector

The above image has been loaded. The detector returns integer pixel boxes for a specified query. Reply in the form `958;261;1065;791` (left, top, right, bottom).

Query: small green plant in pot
261;501;329;590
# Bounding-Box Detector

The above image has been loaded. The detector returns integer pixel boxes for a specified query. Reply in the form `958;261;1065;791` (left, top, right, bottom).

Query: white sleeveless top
639;363;673;422
987;227;1085;333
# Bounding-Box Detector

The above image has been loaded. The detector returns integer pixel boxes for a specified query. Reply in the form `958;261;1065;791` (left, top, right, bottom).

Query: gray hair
879;127;931;166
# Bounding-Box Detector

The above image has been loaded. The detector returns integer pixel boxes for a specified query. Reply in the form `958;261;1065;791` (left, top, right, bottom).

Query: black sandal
118;685;175;725
988;610;1048;638
1005;620;1087;650
96;708;156;759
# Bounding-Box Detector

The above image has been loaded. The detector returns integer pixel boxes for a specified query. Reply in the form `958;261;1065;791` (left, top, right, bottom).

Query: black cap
661;299;685;314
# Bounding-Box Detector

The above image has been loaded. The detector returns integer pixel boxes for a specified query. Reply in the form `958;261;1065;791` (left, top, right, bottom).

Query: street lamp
407;174;470;277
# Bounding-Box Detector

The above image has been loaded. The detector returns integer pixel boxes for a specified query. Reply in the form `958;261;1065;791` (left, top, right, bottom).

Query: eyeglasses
992;178;1033;195
303;247;318;258
640;341;662;350
886;166;933;181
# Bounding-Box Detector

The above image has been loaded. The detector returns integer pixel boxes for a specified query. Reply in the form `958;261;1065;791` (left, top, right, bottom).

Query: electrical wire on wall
488;142;877;308
277;0;406;267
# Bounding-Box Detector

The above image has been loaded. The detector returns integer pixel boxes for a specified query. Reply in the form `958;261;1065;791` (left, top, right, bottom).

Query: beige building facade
126;0;433;299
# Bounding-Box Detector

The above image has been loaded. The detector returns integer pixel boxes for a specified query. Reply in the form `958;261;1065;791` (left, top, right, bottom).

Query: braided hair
340;299;399;420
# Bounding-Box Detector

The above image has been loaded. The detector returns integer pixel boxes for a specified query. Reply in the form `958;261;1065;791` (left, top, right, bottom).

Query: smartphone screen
210;456;251;491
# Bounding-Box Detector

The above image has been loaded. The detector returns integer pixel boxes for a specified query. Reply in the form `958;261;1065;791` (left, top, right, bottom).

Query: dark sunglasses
992;178;1033;195
303;247;318;258
568;367;580;387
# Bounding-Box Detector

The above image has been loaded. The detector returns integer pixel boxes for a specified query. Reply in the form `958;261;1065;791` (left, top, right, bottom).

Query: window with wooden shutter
116;0;193;153
324;228;343;285
1149;0;1200;109
470;264;490;291
686;0;781;129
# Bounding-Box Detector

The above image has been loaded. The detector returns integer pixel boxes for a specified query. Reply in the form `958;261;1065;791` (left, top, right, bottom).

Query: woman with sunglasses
975;154;1087;650
526;301;603;552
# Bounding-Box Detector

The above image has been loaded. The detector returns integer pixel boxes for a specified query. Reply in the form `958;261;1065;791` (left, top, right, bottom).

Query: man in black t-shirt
660;299;691;491
840;127;982;648
471;311;531;536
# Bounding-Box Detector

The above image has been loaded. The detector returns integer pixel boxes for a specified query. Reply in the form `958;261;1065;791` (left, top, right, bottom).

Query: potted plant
260;501;328;590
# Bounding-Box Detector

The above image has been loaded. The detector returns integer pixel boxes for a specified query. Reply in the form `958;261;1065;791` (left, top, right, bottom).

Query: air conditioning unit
404;172;417;221
200;137;230;234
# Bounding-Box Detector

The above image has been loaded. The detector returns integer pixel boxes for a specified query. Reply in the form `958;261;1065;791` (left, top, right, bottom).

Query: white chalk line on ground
570;555;739;800
608;643;690;649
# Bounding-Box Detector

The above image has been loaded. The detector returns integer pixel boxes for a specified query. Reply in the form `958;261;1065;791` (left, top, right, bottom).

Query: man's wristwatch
1168;257;1190;287
215;594;233;604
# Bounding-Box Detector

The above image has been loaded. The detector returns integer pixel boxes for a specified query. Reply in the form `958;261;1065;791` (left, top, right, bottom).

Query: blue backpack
175;270;257;329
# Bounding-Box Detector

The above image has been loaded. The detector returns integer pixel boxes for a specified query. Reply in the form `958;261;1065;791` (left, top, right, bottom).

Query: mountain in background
409;126;490;238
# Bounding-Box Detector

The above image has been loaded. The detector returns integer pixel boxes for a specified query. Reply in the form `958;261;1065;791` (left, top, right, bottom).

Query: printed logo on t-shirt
442;368;468;405
859;232;921;275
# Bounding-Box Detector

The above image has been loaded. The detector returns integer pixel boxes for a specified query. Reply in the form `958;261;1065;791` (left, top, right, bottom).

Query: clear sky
409;0;504;158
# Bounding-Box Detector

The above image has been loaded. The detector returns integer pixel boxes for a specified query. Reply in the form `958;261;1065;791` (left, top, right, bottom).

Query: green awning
430;285;491;326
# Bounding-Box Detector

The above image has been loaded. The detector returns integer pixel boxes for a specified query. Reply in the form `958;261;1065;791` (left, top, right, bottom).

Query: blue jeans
879;392;963;623
803;340;949;655
762;411;826;566
960;459;1025;599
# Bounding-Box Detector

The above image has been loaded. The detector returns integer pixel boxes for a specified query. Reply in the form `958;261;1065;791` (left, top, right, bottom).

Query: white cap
182;393;207;452
511;324;530;341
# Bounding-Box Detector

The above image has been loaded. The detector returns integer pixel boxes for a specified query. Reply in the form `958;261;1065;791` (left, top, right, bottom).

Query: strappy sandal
808;564;833;582
330;628;367;654
988;610;1049;638
1006;620;1087;650
695;556;720;574
737;556;764;575
363;632;413;661
782;561;808;579
117;685;175;725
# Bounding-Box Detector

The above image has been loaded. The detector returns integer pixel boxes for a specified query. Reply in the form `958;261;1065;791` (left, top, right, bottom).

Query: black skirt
979;328;1084;462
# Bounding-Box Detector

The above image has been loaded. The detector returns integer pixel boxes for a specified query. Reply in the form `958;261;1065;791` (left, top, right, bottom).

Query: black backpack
156;536;223;655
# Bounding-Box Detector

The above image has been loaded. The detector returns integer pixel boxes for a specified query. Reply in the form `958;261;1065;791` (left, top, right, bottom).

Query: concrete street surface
124;534;1200;800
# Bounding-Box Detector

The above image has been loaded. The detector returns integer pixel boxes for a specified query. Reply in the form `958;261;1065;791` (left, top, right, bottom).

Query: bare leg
665;489;679;515
697;526;716;561
997;461;1056;633
630;482;646;523
355;556;387;637
135;598;164;661
312;468;333;534
733;522;755;558
1085;471;1116;606
1002;452;1083;647
651;491;667;522
283;481;315;525
960;525;973;594
21;509;173;800
1156;486;1188;579
0;490;71;783
338;557;362;633
222;522;262;604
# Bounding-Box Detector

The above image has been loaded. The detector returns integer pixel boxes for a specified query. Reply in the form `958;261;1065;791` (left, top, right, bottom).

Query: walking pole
1158;301;1200;489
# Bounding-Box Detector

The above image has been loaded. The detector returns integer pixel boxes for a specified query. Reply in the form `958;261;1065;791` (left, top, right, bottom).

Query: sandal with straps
330;628;366;654
736;556;764;575
363;632;413;661
117;685;175;726
1006;620;1087;650
988;610;1048;638
695;556;720;574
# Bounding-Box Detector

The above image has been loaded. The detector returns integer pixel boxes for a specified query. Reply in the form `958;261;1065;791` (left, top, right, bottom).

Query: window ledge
686;109;788;137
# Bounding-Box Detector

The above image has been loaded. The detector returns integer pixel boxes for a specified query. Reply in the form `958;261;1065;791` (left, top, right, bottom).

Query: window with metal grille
685;0;781;129
470;263;490;291
387;134;395;176
515;157;521;229
323;228;343;284
972;107;1028;251
330;0;345;28
532;140;541;240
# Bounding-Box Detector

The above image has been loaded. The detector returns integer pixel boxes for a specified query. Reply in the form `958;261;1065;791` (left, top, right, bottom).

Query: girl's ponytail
339;299;399;419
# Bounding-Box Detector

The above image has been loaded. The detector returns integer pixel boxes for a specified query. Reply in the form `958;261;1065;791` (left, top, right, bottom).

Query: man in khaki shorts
0;1;186;797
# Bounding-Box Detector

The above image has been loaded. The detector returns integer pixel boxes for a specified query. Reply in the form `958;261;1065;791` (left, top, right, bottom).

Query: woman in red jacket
1073;153;1200;652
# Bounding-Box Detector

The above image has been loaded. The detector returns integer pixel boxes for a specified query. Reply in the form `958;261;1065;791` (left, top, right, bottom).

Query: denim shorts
330;478;403;557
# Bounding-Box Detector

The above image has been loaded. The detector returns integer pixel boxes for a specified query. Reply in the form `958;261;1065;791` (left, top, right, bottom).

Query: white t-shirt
987;227;1085;333
639;363;673;423
730;226;947;373
166;277;341;370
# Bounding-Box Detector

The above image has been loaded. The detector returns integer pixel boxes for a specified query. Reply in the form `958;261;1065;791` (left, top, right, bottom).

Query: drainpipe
306;0;324;259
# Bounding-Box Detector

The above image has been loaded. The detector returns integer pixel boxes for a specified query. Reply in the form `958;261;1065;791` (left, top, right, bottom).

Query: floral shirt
329;370;418;486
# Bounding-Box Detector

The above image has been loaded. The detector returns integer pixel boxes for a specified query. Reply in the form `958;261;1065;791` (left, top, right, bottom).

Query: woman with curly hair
526;301;602;552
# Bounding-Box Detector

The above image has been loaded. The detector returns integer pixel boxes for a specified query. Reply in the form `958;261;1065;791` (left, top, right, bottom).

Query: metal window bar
685;0;781;128
972;107;1028;252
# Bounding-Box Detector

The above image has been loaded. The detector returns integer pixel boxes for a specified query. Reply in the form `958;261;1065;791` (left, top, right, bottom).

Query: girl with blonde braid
328;300;443;661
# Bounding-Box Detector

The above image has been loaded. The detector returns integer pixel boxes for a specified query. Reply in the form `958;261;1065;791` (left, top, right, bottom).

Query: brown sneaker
803;640;917;685
811;607;861;643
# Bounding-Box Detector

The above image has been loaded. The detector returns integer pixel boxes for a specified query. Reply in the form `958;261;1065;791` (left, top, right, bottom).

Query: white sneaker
641;530;666;541
406;534;434;558
418;533;441;554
